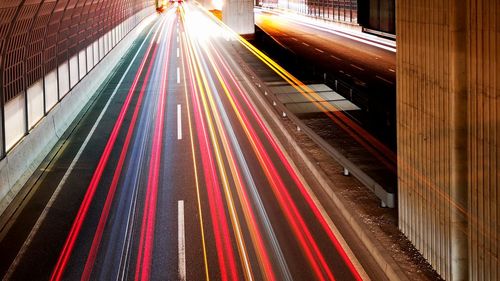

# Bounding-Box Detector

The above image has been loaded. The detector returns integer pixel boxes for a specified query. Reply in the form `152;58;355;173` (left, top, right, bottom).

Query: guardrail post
343;167;349;176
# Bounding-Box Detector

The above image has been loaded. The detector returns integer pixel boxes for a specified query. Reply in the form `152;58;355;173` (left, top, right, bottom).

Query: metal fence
0;0;154;158
258;0;358;24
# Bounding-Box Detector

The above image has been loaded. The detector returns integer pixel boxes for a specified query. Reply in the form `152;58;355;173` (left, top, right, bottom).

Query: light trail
189;5;365;279
134;13;175;281
203;7;397;173
49;16;166;281
186;27;279;281
209;39;364;281
80;15;171;281
38;4;372;281
2;13;161;281
182;15;239;281
184;29;256;281
181;34;211;280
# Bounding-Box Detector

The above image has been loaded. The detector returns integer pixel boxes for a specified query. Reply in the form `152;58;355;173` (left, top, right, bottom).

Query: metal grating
0;0;154;103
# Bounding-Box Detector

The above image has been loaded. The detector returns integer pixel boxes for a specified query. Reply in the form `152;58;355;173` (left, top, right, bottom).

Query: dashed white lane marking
178;200;186;281
177;67;180;84
177;47;180;58
177;104;182;140
388;68;395;72
376;75;394;84
350;64;365;71
330;55;342;61
315;48;324;53
302;42;310;46
291;37;298;41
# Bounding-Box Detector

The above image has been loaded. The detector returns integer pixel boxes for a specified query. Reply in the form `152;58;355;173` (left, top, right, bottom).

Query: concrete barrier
0;11;157;217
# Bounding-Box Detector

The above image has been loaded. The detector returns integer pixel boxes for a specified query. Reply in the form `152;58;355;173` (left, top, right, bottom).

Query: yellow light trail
200;6;397;172
180;6;254;281
179;20;211;281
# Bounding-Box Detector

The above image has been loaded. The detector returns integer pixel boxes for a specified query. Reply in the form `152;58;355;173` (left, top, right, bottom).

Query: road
254;8;397;151
254;8;396;90
1;4;367;281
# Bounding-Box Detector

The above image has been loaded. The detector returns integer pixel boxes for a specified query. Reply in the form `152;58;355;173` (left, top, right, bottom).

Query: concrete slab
272;84;360;115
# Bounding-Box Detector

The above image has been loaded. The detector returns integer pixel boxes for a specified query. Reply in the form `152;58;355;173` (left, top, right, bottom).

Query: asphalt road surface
254;8;396;91
1;4;368;281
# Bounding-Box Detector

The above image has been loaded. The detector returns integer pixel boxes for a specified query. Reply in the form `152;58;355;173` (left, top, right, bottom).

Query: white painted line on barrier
177;104;182;140
178;200;186;281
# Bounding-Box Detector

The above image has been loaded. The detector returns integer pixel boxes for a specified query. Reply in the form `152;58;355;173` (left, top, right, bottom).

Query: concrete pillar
397;0;499;280
222;0;255;35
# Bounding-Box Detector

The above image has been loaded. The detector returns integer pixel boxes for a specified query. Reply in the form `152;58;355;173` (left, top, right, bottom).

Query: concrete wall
0;7;156;216
467;1;499;280
397;0;498;280
223;0;255;34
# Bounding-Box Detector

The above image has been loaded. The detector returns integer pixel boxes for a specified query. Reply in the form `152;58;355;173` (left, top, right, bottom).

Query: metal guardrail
245;23;396;208
263;86;395;208
247;76;396;208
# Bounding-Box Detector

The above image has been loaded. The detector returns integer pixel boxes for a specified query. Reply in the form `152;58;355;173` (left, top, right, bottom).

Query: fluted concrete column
222;0;254;35
397;0;499;280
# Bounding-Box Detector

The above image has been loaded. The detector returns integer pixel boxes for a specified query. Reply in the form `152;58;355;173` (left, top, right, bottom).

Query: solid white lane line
177;47;180;58
177;104;182;140
177;67;180;84
350;64;365;71
376;75;394;84
302;42;309;46
330;55;342;61
178;200;186;281
315;48;324;53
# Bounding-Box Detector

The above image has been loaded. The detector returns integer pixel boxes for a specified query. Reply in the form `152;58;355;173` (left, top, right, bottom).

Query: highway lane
253;8;398;152
254;8;396;91
2;4;369;281
253;8;398;179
